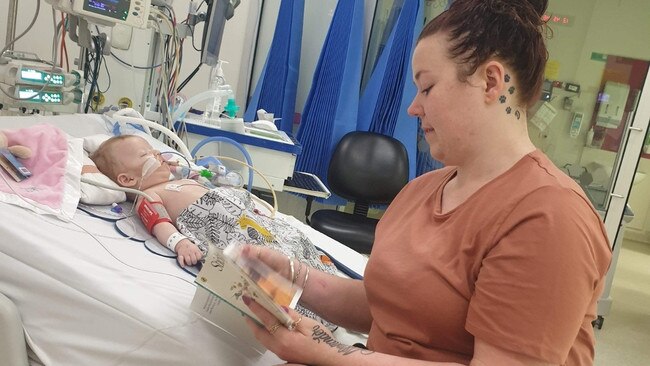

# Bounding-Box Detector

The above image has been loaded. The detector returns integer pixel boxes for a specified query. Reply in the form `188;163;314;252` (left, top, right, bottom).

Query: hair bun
525;0;549;17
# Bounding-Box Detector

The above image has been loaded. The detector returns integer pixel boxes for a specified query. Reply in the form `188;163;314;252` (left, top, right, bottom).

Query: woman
242;0;612;365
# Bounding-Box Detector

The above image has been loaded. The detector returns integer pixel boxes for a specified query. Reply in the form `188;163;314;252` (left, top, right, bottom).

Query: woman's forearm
299;268;372;333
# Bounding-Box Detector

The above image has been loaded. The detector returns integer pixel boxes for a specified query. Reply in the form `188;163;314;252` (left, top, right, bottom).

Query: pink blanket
1;124;69;209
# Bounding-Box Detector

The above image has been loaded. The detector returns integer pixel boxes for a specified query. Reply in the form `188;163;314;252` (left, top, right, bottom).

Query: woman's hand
241;244;294;281
243;296;369;366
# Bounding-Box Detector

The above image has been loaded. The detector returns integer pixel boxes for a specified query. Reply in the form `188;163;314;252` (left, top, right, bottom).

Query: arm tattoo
311;325;374;356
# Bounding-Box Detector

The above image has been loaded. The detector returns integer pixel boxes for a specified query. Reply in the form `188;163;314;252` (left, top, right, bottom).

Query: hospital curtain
295;0;365;190
244;0;304;133
358;0;429;179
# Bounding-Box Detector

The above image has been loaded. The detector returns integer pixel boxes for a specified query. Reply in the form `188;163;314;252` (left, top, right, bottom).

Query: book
191;244;302;349
0;149;32;182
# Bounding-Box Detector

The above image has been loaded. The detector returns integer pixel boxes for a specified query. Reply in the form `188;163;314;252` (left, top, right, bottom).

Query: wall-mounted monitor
201;0;240;67
46;0;151;28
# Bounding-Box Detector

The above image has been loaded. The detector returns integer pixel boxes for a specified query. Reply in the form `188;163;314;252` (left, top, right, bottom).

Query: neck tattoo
502;74;522;120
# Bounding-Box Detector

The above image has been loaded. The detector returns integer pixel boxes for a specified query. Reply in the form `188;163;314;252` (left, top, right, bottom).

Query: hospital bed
0;113;368;366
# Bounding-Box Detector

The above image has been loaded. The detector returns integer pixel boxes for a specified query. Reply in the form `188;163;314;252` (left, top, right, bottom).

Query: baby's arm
136;191;203;267
152;224;203;267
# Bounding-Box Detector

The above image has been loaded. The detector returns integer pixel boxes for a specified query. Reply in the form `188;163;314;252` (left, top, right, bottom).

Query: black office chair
309;131;409;254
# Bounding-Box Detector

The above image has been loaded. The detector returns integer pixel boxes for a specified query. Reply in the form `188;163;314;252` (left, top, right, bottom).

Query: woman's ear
482;61;506;104
117;173;137;187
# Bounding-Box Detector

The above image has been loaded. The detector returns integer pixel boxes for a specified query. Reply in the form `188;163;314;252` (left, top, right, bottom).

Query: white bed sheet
1;203;282;365
0;114;369;366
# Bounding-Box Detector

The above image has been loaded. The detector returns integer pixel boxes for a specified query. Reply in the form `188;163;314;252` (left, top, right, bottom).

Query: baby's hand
176;240;203;267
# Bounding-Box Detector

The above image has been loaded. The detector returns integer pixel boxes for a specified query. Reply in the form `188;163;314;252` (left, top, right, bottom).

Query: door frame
597;66;650;321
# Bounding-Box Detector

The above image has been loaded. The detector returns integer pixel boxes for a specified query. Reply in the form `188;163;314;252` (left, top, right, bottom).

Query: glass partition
527;0;650;219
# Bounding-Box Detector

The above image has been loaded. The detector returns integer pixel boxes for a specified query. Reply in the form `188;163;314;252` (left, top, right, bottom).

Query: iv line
81;176;154;202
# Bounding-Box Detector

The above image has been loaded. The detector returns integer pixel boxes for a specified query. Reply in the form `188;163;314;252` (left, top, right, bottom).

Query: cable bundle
150;7;184;132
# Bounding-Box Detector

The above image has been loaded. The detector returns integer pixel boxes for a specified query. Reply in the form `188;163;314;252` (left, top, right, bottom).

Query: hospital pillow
0;124;83;222
79;134;127;205
80;154;127;205
112;123;180;156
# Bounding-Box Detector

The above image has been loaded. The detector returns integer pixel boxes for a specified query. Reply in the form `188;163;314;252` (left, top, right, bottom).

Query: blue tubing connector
191;136;254;191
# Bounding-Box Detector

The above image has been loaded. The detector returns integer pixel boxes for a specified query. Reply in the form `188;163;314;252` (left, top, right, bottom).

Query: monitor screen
83;0;130;21
201;0;231;67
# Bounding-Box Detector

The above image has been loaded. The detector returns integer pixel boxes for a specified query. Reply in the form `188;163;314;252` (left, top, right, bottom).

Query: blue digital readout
84;0;129;21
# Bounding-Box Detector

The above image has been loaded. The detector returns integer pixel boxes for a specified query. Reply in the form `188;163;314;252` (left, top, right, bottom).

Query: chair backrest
327;131;409;209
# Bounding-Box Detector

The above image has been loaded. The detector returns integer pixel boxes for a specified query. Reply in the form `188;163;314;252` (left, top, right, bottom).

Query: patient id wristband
166;232;187;252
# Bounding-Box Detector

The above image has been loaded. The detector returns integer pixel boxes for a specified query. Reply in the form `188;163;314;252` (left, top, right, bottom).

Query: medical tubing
0;0;40;56
172;90;224;123
113;108;153;134
111;51;162;69
177;63;202;92
80;177;154;202
111;114;193;159
0;0;58;102
215;155;278;217
84;36;103;113
191;136;278;214
190;136;254;189
162;150;192;179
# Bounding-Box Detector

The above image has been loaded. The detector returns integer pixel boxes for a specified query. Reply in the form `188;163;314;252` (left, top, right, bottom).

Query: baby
91;135;332;273
92;135;207;265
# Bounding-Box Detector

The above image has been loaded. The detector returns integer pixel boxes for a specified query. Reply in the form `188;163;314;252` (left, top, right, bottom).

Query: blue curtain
295;0;365;189
358;0;441;179
244;0;304;133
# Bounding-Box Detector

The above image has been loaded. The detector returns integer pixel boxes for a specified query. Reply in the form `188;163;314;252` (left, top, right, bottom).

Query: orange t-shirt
364;150;612;365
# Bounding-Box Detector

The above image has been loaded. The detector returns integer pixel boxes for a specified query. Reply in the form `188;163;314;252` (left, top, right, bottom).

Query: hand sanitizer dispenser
203;60;232;125
569;112;584;139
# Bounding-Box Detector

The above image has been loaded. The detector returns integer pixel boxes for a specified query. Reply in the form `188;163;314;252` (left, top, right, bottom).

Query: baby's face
112;136;171;188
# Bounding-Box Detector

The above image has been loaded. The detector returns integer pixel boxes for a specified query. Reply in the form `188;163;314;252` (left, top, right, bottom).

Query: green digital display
20;68;65;86
17;88;63;104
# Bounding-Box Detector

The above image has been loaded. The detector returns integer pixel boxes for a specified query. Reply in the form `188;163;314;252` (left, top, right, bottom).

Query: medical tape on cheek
142;156;161;179
137;200;172;234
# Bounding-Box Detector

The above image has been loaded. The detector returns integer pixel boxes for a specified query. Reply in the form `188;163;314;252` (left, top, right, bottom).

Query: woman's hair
418;0;549;107
91;135;136;181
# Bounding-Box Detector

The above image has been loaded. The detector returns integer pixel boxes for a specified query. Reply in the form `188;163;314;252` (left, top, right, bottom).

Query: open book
191;244;302;349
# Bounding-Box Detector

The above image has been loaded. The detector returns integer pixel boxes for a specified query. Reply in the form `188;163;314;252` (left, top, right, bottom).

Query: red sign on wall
542;13;573;27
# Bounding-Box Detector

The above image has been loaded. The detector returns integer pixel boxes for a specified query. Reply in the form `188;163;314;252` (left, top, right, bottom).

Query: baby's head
91;135;171;189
